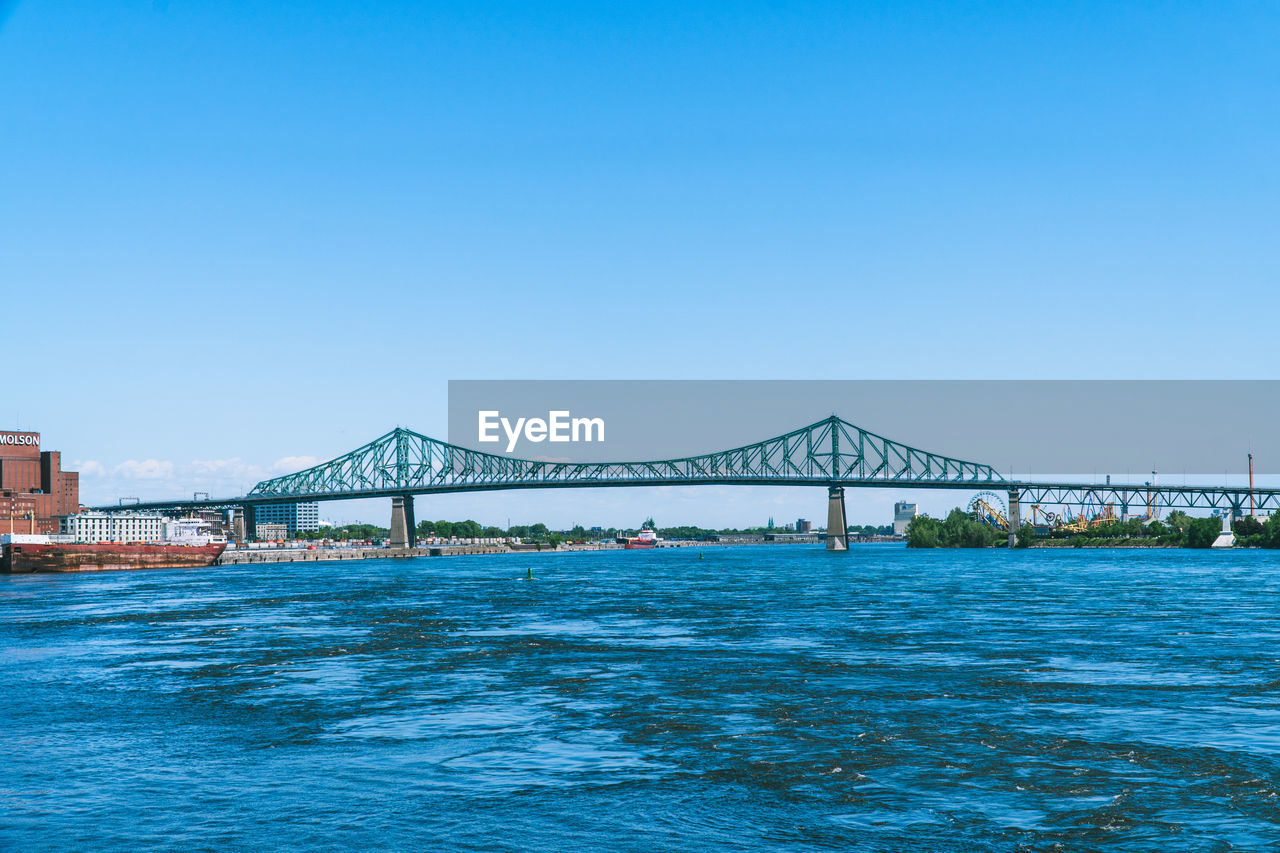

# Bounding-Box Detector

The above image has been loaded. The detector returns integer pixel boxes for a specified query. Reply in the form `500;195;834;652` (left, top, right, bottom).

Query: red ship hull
623;540;656;549
1;542;226;573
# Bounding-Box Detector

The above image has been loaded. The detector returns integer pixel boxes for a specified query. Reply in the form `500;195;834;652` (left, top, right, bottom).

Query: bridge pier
1007;489;1021;548
390;495;416;548
231;509;246;543
826;486;848;551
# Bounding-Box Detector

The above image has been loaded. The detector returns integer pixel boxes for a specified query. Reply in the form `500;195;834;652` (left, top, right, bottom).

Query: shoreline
1028;540;1184;549
215;538;834;565
2;538;903;574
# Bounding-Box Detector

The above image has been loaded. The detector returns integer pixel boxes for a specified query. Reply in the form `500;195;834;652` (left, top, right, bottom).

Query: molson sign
0;432;40;447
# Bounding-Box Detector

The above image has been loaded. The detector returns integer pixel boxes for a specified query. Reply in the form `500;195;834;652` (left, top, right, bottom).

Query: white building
254;502;320;533
162;518;221;545
61;511;166;543
893;502;918;536
254;522;289;541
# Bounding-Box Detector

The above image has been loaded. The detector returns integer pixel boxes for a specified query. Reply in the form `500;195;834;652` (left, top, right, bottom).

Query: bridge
96;415;1280;550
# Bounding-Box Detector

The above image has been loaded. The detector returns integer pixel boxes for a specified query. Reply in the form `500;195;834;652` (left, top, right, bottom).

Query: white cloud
77;453;330;506
74;460;107;477
113;459;175;479
271;455;319;473
190;457;265;481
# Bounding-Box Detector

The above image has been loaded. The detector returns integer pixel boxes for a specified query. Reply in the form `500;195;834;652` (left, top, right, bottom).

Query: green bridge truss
246;415;1003;501
97;415;1280;515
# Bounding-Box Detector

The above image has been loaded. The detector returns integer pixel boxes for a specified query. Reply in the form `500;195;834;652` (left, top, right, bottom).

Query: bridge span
94;416;1280;551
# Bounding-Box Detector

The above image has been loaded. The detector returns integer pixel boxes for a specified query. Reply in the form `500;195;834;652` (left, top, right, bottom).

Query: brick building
0;431;80;535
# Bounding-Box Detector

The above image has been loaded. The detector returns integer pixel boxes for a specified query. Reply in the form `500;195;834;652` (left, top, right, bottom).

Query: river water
3;544;1280;851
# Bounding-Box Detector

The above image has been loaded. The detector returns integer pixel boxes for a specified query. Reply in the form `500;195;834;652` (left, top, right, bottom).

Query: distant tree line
416;519;775;543
849;524;895;537
416;519;515;540
288;517;898;544
295;523;390;541
906;507;1280;549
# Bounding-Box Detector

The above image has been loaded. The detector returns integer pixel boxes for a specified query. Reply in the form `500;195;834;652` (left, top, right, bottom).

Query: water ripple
3;545;1280;850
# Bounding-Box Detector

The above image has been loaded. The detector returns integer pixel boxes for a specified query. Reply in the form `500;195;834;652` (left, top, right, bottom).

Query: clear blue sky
2;1;1276;526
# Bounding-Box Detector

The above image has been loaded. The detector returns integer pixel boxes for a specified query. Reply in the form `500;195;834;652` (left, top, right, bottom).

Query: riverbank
215;537;823;565
1029;540;1183;549
219;542;618;564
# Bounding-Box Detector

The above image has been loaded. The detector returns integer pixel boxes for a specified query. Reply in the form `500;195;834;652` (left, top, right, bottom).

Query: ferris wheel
968;491;1009;529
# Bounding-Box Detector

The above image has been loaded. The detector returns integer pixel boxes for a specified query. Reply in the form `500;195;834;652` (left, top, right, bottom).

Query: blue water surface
4;544;1280;851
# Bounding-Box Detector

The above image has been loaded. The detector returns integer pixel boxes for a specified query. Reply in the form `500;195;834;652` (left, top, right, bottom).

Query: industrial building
253;501;320;534
0;431;79;535
893;501;917;535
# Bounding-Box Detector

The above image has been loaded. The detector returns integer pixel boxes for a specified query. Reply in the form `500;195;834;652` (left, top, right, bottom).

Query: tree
942;508;999;548
905;515;942;548
1186;516;1223;548
1234;516;1265;537
642;517;656;530
1267;514;1280;549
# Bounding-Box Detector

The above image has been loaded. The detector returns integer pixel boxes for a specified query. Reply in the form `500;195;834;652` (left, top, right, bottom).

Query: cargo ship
2;516;227;573
617;528;658;549
1;540;226;573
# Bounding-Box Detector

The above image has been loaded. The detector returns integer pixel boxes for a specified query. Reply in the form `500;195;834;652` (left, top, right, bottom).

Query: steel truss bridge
97;415;1280;550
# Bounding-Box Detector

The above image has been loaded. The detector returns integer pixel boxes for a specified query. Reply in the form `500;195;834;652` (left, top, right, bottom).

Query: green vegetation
416;519;506;540
905;509;1003;548
288;511;1280;549
907;506;1280;548
1184;516;1225;549
1232;514;1280;548
295;523;389;541
394;517;888;544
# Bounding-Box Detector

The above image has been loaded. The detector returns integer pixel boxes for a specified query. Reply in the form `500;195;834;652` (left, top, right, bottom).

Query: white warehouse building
61;511;166;543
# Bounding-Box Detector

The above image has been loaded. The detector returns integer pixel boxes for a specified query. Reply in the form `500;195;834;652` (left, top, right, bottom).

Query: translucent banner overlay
448;381;1278;477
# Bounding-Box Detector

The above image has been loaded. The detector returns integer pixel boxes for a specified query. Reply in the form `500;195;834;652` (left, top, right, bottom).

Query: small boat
621;528;658;550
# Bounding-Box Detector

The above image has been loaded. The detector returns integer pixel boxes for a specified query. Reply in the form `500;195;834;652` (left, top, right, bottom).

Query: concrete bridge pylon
390;495;416;549
826;486;848;552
